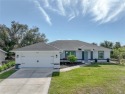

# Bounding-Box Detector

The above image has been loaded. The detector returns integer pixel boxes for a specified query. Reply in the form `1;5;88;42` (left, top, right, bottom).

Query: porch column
91;51;93;60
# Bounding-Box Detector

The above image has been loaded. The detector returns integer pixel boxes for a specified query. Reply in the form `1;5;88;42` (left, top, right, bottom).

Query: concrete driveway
0;68;53;94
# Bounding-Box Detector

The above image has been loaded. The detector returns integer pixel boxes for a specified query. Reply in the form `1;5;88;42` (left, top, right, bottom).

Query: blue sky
0;0;125;45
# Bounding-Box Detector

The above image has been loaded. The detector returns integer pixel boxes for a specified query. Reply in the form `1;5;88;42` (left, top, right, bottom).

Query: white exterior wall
53;51;60;63
93;50;110;62
15;51;60;68
60;50;110;59
15;52;22;64
104;51;110;59
60;51;65;59
0;51;6;63
93;50;98;59
93;50;110;59
60;50;110;62
88;51;91;59
76;51;82;59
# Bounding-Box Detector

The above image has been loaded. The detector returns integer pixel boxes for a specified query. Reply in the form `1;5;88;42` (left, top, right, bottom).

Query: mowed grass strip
0;69;16;82
49;63;125;94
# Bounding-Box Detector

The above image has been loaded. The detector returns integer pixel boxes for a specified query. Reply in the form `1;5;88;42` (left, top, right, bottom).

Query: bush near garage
0;61;15;72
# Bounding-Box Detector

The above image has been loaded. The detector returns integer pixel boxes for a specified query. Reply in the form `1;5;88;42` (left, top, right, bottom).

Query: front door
84;51;88;62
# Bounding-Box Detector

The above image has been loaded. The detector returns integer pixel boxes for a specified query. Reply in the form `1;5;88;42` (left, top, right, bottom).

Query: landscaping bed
49;63;125;94
60;62;84;69
0;61;15;72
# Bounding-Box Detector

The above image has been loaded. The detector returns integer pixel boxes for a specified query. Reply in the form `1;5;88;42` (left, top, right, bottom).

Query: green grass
49;63;125;94
0;69;16;82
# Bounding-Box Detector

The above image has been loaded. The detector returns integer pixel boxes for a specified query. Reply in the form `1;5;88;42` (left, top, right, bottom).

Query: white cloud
33;0;125;24
56;0;66;16
104;1;125;23
33;0;52;25
68;14;75;21
81;0;90;15
42;0;49;7
92;0;111;22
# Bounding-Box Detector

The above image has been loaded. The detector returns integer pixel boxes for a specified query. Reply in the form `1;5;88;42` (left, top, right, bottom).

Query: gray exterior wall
0;51;6;63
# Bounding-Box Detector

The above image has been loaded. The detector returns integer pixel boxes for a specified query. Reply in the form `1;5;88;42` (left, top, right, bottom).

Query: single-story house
0;49;7;63
12;40;111;68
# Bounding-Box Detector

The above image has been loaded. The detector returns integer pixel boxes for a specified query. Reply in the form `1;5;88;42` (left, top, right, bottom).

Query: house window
65;51;76;58
98;51;104;59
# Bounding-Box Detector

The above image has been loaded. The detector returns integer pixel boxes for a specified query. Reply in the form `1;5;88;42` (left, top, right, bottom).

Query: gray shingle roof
49;40;111;51
12;42;60;51
12;40;111;52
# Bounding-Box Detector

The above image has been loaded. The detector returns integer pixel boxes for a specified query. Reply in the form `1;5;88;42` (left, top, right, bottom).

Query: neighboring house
0;49;6;63
12;40;111;68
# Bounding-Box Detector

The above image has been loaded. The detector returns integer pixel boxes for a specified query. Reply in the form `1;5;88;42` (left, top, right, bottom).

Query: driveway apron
0;68;52;94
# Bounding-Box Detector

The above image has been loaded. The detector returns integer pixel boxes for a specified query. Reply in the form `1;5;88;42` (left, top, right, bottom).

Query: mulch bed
60;62;84;69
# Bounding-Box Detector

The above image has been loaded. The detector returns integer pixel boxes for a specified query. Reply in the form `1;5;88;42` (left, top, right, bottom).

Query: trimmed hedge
0;61;15;72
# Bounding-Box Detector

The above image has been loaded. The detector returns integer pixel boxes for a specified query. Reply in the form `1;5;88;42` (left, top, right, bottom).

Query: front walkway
0;68;52;94
60;64;85;72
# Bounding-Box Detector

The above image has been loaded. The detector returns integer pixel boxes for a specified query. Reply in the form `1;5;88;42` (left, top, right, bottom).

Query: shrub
2;64;8;70
67;55;77;63
10;61;15;66
120;59;125;65
7;61;15;67
6;63;11;68
0;61;15;72
0;66;3;72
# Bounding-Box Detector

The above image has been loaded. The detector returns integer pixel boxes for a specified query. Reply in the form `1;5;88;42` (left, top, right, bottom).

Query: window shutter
82;51;84;60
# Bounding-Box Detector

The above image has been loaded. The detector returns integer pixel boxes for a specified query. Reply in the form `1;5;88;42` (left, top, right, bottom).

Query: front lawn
49;63;125;94
0;69;16;82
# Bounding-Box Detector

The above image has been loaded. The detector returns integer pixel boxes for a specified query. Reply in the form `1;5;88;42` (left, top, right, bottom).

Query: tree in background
0;21;48;59
92;42;98;45
113;47;125;64
114;42;121;49
100;41;113;49
19;27;48;47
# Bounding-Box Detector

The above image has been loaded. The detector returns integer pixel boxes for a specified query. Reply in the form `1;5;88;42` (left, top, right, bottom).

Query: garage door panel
20;52;54;68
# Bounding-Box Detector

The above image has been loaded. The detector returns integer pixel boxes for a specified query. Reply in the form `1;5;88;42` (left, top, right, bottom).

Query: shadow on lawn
85;63;119;67
52;72;60;77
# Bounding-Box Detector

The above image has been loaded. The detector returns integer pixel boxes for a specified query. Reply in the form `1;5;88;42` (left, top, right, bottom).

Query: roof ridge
49;40;111;50
79;42;111;50
46;43;61;50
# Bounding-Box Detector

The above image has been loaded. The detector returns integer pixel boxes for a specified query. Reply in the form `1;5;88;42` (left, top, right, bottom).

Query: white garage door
20;52;54;68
